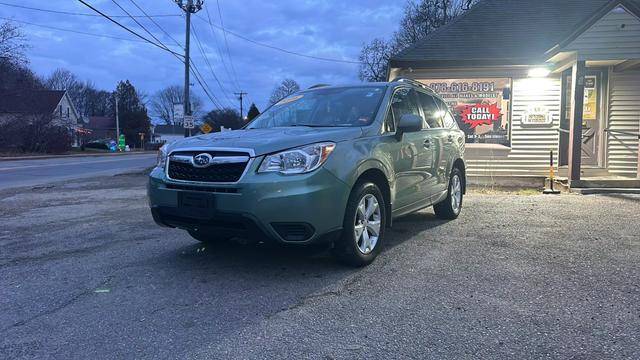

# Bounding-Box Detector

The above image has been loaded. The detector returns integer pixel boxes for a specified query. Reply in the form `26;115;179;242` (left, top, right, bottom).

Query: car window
417;92;443;128
387;88;422;131
247;86;386;129
383;105;395;133
433;97;458;129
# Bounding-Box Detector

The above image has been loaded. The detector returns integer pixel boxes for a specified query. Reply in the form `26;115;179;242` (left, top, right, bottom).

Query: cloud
0;0;403;113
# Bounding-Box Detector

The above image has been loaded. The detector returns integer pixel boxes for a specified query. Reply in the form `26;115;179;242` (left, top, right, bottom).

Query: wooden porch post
568;61;586;182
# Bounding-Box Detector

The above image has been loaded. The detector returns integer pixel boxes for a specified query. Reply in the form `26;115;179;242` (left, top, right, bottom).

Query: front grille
165;184;239;193
167;150;249;183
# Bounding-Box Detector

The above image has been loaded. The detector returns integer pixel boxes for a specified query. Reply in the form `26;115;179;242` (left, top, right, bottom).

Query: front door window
581;74;600;165
561;69;603;166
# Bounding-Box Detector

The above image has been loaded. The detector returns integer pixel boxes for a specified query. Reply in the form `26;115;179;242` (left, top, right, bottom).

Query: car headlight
258;142;336;175
156;145;168;169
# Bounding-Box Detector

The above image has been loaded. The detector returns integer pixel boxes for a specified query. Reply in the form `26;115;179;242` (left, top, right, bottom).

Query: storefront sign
523;104;552;125
461;103;502;128
420;78;511;147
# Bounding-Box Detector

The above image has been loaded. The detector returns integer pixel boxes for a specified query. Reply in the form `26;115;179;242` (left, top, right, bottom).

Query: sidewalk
0;151;157;162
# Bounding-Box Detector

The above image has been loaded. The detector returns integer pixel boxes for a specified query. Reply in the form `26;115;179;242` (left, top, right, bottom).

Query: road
0;154;156;190
0;173;639;359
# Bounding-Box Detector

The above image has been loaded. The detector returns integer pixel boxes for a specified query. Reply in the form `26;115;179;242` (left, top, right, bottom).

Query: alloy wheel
354;194;382;254
451;174;462;214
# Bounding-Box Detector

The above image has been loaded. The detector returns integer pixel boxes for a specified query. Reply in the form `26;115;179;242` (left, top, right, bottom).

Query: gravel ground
0;173;638;359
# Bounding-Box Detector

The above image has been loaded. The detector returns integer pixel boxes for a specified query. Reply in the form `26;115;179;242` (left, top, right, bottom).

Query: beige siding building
389;0;640;188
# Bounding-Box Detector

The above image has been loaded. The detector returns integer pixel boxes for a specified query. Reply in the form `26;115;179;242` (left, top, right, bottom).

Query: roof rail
308;83;330;89
390;77;435;93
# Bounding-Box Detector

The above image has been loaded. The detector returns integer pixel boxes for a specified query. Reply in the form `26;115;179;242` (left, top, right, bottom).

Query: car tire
333;181;386;267
434;167;464;220
187;230;231;244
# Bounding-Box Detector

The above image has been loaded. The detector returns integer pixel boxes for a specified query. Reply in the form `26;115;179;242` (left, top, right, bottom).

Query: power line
2;0;362;65
0;1;180;18
203;4;237;93
76;0;183;58
127;0;183;49
191;21;236;108
214;0;240;92
194;14;362;65
189;59;223;110
110;0;176;54
0;16;147;44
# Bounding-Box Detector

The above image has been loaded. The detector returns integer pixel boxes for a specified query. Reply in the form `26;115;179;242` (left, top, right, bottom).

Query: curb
0;151;157;162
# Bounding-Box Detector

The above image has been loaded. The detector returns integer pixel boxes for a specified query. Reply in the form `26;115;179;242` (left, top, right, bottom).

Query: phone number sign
420;78;511;147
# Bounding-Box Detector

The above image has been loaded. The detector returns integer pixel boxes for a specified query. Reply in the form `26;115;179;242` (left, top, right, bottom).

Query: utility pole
235;91;248;120
115;96;120;146
174;0;203;137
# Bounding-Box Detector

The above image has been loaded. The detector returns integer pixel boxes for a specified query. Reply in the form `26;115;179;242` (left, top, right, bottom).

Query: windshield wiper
290;124;347;128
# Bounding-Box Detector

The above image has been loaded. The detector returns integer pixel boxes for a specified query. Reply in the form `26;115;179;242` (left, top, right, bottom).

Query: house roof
390;0;640;68
0;90;66;114
87;116;115;130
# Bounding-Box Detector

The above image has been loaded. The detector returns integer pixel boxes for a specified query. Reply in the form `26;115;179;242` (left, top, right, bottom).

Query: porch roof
390;0;640;68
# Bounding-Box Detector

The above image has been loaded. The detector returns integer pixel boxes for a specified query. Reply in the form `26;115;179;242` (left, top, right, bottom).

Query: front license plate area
178;192;214;219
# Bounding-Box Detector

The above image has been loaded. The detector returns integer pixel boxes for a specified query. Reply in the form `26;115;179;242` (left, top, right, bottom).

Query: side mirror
397;114;422;134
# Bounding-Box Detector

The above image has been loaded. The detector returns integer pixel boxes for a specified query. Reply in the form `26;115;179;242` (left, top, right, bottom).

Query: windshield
247;86;386;129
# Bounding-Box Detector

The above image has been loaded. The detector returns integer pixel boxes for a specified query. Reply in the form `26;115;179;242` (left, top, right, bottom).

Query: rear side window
433;97;458;129
417;92;443;128
385;88;422;132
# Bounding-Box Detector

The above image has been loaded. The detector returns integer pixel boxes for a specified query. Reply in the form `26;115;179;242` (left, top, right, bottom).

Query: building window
419;78;512;147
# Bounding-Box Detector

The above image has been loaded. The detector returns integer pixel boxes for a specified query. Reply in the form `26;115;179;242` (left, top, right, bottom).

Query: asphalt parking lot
1;172;639;359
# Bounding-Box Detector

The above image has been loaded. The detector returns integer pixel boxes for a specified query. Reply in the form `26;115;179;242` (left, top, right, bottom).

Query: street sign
173;104;184;123
183;115;195;129
200;122;213;134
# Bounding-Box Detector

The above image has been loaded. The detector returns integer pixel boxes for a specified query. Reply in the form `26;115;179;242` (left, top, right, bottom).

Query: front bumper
147;162;350;244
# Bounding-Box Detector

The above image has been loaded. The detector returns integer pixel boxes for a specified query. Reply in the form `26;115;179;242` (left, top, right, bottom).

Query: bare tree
82;85;112;117
358;0;479;82
358;38;397;82
44;69;80;92
393;0;473;50
150;85;203;124
0;20;28;65
268;79;301;105
0;58;42;91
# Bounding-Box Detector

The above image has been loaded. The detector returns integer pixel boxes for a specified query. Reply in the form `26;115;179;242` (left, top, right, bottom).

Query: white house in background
0;89;84;146
152;124;198;144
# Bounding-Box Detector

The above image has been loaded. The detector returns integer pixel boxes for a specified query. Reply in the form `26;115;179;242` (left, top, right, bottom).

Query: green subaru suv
148;78;466;266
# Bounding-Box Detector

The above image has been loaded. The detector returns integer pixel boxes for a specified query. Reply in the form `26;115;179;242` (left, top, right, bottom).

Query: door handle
423;139;431;149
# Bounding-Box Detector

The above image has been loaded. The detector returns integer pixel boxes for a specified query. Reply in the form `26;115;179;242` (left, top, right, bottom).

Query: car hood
168;127;364;156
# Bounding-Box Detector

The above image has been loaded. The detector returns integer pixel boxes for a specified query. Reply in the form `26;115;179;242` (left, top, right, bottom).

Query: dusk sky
0;0;404;117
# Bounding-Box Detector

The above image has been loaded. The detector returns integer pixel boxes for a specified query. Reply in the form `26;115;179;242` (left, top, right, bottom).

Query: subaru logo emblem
192;153;213;168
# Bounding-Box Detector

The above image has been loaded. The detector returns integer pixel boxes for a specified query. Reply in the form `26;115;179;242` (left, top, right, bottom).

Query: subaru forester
148;78;466;266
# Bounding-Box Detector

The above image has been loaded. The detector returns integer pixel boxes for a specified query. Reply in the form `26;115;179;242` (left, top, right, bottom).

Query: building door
581;70;604;165
561;69;605;166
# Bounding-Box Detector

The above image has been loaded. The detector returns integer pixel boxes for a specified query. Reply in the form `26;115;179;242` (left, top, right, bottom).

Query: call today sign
420;78;512;147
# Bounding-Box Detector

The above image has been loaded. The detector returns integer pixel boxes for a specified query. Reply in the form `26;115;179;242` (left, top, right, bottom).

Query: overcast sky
0;0;403;116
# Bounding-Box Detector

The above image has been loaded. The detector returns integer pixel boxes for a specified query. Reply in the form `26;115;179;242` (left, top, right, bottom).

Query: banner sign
420;78;511;146
173;104;184;123
523;104;552;125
